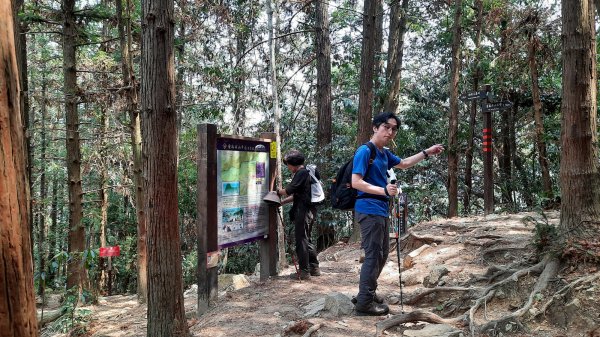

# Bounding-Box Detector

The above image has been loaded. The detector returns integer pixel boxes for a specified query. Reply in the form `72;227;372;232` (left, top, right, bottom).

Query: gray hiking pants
355;212;390;306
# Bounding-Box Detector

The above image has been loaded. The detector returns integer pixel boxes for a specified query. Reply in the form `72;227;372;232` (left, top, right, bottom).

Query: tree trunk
141;0;189;333
117;0;147;303
463;0;482;214
528;31;553;200
559;0;600;242
356;0;379;145
13;0;33;249
498;105;513;207
372;0;384;112
315;0;334;250
267;0;286;272
36;76;49;295
99;104;109;295
0;2;39;333
447;0;462;218
315;0;332;156
63;0;87;297
383;0;409;114
47;173;59;286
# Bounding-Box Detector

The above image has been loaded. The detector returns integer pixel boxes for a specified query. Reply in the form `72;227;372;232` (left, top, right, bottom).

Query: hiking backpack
306;164;325;205
330;142;377;210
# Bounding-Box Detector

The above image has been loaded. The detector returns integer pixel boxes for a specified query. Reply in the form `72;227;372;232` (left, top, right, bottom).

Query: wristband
384;186;390;196
422;150;429;159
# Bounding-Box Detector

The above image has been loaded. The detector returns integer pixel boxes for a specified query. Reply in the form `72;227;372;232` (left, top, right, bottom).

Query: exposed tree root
403;231;445;251
405;287;472;305
536;270;600;318
472;257;558;336
482;245;528;259
301;323;322;337
375;310;465;337
381;257;558;336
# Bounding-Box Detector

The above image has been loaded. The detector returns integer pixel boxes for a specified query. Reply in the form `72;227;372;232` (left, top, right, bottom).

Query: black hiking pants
294;206;319;272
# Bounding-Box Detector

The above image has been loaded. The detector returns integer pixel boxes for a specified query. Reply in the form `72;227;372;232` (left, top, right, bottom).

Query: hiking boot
309;267;321;276
373;293;385;304
351;293;385;304
355;302;389;316
289;270;311;280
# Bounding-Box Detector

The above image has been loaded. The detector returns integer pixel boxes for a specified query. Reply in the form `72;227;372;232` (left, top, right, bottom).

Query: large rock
218;274;250;292
404;324;463;337
423;265;449;288
323;292;354;316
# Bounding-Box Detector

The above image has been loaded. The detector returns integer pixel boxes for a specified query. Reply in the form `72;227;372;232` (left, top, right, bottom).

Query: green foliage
182;250;198;287
222;243;260;275
523;212;558;254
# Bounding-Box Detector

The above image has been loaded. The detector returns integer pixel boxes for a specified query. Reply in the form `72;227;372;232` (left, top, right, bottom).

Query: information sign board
216;138;270;248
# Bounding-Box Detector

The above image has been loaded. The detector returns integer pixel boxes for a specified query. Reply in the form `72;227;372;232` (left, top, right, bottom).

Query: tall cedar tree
357;0;379;144
116;0;147;303
315;0;332;155
0;1;39;334
141;0;189;334
63;0;87;296
447;0;462;218
559;0;600;246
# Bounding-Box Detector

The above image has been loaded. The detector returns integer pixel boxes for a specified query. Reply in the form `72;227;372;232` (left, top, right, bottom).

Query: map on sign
217;138;270;248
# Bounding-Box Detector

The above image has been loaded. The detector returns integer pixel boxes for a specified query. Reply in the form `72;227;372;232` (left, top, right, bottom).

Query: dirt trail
42;211;600;337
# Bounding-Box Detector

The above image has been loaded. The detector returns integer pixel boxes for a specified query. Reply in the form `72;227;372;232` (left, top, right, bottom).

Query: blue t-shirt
352;142;401;217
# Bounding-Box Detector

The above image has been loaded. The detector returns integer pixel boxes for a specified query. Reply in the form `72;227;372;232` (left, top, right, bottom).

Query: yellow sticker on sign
270;141;277;159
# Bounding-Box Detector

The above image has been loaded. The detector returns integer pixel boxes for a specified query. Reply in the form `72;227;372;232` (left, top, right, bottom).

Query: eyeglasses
382;123;398;133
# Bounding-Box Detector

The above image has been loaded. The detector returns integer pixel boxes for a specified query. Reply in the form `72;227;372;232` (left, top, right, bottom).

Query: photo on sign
222;207;244;232
222;181;240;196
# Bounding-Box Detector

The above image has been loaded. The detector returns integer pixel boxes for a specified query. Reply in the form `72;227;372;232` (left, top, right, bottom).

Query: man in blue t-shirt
351;112;444;316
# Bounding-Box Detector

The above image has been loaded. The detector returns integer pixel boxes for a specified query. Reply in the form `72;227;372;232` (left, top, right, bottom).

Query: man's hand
386;183;398;196
425;144;444;156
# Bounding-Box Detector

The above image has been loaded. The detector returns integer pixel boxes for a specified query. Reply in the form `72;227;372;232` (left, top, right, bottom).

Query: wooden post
197;124;218;315
260;132;283;277
482;84;494;215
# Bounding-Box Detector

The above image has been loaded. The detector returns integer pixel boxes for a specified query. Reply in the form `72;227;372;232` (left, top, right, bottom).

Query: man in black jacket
277;150;320;280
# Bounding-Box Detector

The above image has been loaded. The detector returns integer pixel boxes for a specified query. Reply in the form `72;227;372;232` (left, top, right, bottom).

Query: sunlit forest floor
40;210;600;337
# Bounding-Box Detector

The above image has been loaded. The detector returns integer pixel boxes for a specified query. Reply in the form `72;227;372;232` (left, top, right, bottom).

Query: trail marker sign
482;101;512;112
459;91;486;101
100;246;120;257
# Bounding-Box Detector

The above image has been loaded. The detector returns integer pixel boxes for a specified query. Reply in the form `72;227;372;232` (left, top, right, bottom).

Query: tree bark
356;0;380;145
36;76;49;295
141;0;189;333
383;0;409;114
447;0;462;218
117;0;147;304
0;2;39;333
267;0;286;272
463;0;482;214
528;29;553;200
315;0;332;156
559;0;600;240
498;106;513;206
63;0;87;297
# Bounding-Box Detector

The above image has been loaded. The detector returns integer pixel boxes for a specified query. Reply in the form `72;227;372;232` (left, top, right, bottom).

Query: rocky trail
41;211;600;337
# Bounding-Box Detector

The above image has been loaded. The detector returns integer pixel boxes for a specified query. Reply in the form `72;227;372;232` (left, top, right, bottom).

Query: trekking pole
277;208;300;280
391;180;406;312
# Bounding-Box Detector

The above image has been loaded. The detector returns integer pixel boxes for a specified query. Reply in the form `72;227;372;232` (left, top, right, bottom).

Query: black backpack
330;142;377;210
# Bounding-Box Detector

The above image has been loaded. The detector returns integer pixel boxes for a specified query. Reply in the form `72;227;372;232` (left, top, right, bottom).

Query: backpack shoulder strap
362;142;378;179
